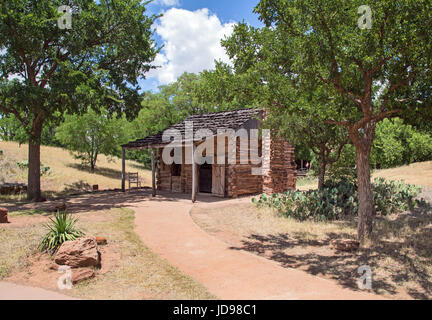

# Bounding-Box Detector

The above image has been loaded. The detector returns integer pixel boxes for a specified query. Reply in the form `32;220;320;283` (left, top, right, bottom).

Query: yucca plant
39;211;84;254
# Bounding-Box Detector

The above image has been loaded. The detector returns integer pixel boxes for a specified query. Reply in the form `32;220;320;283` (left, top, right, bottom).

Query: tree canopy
0;0;158;200
56;107;131;172
222;0;432;240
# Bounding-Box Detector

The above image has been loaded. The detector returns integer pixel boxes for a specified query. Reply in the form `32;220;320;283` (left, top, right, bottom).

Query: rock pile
53;236;101;284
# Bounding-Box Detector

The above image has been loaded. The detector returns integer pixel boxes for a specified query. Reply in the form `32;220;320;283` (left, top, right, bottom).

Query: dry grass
296;176;319;191
295;161;432;191
0;141;151;197
373;161;432;188
0;222;46;279
191;202;432;299
1;208;215;300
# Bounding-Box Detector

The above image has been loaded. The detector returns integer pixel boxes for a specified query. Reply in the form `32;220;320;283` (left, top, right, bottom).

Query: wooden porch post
151;148;156;197
191;143;197;203
121;147;126;192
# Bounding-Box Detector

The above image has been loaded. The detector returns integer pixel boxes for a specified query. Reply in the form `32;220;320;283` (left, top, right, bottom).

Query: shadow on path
0;189;227;215
229;206;432;299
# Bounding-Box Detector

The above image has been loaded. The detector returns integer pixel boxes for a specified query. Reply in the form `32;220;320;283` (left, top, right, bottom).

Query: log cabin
121;109;296;202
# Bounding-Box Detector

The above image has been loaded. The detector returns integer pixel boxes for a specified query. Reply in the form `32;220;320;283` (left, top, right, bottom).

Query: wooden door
212;165;225;196
199;164;212;193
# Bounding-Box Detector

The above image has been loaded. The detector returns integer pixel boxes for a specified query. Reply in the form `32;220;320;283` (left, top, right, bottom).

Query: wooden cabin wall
157;148;172;191
156;133;296;197
226;136;263;198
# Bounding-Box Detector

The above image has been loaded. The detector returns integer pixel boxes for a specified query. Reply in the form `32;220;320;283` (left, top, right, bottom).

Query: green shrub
372;178;421;215
39;211;84;254
252;178;423;222
16;160;28;170
16;160;51;176
40;164;51;176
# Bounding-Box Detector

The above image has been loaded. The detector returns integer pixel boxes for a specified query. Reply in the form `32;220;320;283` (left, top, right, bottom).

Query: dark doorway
199;163;212;193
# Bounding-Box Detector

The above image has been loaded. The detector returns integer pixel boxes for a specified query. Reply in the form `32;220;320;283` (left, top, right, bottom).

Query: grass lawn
0;141;151;198
1;208;215;300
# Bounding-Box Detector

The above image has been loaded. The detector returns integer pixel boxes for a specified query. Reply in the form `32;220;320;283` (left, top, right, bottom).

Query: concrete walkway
0;282;76;300
131;192;382;300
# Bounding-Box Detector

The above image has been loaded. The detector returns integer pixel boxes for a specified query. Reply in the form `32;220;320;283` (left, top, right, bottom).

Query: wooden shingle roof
123;108;262;149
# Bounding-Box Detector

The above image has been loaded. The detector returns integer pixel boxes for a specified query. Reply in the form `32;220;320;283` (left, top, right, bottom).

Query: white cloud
148;8;235;85
153;0;180;7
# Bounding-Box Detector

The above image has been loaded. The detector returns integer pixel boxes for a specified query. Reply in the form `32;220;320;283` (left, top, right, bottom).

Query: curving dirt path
2;189;384;300
131;191;382;300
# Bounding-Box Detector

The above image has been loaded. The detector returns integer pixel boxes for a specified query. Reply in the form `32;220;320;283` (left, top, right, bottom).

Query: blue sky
148;0;262;27
139;0;262;92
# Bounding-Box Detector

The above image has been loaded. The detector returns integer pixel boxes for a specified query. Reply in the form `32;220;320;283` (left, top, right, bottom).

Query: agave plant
39;211;84;254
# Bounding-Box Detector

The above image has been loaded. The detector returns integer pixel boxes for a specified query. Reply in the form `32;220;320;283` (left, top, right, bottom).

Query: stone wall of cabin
262;138;296;194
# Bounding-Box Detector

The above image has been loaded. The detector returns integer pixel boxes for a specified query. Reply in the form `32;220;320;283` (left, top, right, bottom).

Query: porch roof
122;108;262;150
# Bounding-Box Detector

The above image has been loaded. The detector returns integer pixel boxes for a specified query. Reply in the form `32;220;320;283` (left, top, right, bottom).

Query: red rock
92;185;99;191
71;268;95;284
53;202;67;212
0;208;9;223
95;237;107;245
55;237;100;268
330;239;360;252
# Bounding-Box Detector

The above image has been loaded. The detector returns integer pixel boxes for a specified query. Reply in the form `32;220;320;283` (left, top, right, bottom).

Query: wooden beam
191;144;197;203
151;148;156;197
121;148;126;192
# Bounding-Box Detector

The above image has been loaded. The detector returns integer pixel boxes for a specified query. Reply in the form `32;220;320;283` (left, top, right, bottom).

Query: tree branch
380;69;416;113
316;13;363;108
0;103;28;127
324;119;350;129
328;138;349;164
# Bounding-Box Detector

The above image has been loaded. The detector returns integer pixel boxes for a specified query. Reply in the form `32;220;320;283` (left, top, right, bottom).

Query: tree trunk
318;150;326;190
355;143;374;242
27;119;43;201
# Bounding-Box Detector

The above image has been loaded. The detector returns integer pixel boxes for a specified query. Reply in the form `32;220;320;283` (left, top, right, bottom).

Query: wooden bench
127;172;141;189
296;168;309;177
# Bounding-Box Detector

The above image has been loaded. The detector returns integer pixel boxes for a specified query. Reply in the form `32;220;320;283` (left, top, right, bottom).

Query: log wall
157;134;296;197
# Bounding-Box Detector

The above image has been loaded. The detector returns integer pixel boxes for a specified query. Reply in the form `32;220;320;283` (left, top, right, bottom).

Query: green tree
373;118;432;168
0;114;24;141
269;108;348;190
196;61;267;110
0;0;158;200
217;23;349;189
56;108;131;172
245;0;431;241
0;113;61;146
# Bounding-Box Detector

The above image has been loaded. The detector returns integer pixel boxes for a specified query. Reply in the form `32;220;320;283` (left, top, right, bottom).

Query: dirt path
0;281;77;300
131;191;382;300
2;189;384;299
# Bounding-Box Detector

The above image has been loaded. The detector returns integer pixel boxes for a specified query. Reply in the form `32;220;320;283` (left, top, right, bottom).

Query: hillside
297;161;432;191
373;161;432;188
0;141;151;197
